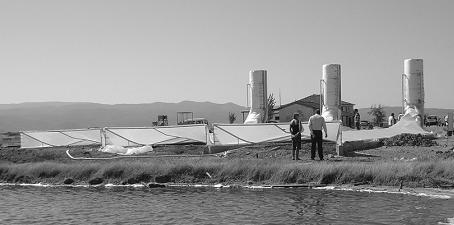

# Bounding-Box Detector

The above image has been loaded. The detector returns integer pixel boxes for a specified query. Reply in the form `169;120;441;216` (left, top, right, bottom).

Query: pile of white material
321;108;337;122
244;111;262;124
100;145;153;155
341;108;428;143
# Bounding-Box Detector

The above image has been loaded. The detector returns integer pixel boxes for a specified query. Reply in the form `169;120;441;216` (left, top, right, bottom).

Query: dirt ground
0;144;211;163
358;137;454;161
1;136;453;163
220;141;337;160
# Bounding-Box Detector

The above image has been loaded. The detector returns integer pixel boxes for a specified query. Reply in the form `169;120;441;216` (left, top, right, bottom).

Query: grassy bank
0;142;337;163
1;158;454;188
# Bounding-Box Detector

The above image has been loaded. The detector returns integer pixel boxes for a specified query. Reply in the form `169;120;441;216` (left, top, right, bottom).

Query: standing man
308;109;327;161
354;109;361;130
388;113;396;127
289;113;303;160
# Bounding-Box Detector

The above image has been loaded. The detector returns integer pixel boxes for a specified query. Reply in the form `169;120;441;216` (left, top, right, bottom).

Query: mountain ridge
0;101;451;132
0;101;247;132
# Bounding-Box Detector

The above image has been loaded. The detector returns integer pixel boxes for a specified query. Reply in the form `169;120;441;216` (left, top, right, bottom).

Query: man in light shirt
308;109;327;160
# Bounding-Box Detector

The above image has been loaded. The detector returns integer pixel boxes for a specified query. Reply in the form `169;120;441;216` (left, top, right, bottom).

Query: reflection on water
0;185;453;225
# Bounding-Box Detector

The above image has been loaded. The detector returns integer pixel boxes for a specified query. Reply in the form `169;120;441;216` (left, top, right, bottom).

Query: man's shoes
296;158;301;160
310;158;315;160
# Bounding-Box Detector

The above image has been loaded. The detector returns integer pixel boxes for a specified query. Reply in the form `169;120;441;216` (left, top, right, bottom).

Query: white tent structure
213;122;341;146
103;125;209;147
20;125;210;149
20;129;102;148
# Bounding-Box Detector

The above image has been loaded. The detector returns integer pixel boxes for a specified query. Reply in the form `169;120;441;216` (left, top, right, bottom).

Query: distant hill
358;106;454;121
2;102;450;132
0;101;247;132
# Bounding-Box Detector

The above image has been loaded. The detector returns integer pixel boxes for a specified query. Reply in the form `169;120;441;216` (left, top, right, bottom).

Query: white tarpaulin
20;129;102;148
341;110;428;143
100;145;153;155
213;122;341;145
104;124;209;147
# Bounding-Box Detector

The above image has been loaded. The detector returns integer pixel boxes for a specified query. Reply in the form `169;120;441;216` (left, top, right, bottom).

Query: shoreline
1;182;452;200
2;137;454;197
2;158;454;189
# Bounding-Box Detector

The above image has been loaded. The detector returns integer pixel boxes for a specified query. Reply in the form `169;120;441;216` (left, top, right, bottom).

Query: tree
228;112;236;124
368;104;386;127
266;93;276;122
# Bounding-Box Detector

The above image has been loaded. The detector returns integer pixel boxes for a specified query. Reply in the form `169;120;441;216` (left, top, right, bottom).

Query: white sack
101;145;153;155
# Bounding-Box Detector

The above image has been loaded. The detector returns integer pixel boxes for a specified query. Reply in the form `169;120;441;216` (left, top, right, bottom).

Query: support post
336;144;344;156
336;121;343;156
401;74;406;115
448;112;453;137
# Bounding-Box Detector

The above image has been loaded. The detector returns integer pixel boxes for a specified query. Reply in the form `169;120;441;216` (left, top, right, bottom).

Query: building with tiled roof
273;94;355;127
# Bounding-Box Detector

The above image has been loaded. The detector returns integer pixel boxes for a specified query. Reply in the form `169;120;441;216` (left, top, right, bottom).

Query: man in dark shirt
289;113;303;160
354;109;361;130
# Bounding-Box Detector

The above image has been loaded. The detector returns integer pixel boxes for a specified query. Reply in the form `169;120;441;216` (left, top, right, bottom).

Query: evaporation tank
321;64;341;121
403;59;424;119
244;70;268;124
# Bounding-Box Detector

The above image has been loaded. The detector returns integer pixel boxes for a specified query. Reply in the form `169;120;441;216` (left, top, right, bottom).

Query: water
0;185;453;225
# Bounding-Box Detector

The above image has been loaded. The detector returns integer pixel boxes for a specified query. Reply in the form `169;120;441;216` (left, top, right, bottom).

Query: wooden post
448;112;453;136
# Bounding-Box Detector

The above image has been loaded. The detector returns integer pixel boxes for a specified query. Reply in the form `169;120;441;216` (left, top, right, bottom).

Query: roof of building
275;94;354;110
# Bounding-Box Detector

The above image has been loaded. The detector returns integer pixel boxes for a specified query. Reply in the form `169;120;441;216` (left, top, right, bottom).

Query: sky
0;0;453;108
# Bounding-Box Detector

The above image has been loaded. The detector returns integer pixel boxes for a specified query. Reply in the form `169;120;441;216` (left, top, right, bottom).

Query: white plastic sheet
341;110;428;143
100;145;153;155
213;122;341;145
104;124;209;147
20;129;102;148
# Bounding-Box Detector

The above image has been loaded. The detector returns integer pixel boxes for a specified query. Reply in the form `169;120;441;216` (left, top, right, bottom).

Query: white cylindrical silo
244;70;268;124
321;64;341;121
403;59;424;118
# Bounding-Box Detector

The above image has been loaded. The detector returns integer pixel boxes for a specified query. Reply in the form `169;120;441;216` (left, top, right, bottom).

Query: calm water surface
0;185;453;224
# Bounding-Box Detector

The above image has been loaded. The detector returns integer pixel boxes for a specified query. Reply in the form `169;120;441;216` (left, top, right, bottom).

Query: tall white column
244;70;268;124
403;59;424;123
321;64;341;121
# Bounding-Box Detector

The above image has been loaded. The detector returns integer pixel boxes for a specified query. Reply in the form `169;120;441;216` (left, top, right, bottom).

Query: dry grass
1;158;454;188
425;125;448;136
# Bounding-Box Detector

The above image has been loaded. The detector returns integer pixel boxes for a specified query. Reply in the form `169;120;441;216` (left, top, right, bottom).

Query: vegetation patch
1;159;454;188
380;133;438;147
